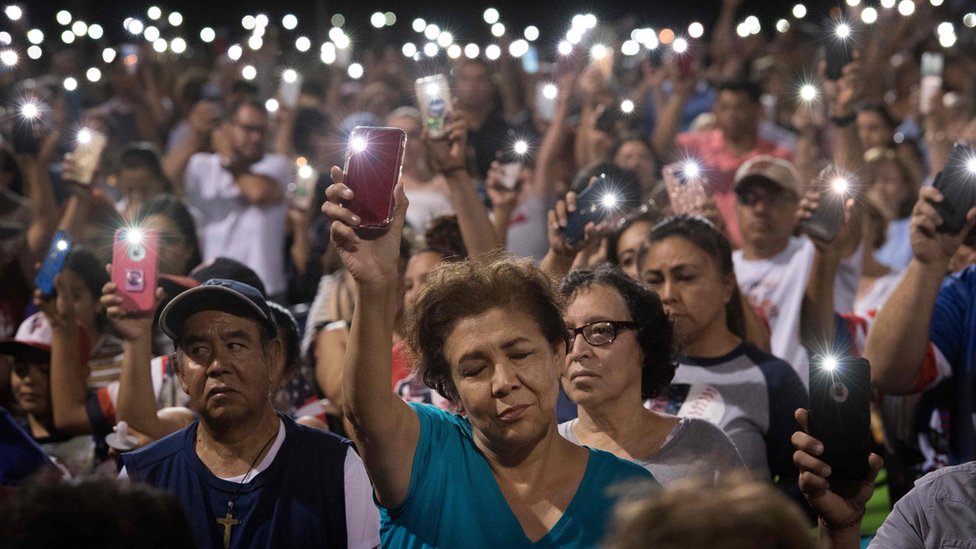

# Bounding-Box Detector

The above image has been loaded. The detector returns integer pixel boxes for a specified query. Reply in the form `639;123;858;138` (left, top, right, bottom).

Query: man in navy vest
120;279;379;549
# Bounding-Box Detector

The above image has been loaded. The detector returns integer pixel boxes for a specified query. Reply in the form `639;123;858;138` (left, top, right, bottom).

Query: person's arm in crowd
574;66;612;169
230;166;286;206
312;272;356;410
651;65;697;162
495;40;526;122
864;187;976;394
161;100;220;193
424;115;497;257
485;162;521;249
19;155;58;265
791;107;824;194
792;408;884;549
824;58;864;175
134;58;167;146
273;104;297;157
709;0;742;69
288;203;314;279
739;294;771;354
323;167;419;509
39;277;94;434
798;189;859;351
532;72;576;199
101;280;191;440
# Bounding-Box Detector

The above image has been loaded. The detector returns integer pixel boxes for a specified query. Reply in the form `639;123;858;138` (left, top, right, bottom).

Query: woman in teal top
324;147;652;548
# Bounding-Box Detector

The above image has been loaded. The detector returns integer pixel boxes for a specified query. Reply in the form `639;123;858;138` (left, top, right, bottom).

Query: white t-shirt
733;236;862;385
184;153;292;295
120;419;380;549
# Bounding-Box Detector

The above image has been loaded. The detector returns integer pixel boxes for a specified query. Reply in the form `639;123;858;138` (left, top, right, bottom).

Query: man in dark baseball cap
122;278;380;548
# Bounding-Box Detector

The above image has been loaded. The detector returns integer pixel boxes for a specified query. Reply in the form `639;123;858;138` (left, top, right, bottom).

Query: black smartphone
808;355;872;481
932;143;976;235
341;126;407;238
560;175;620;245
12;107;43;155
801;168;849;242
824;40;853;81
35;231;72;296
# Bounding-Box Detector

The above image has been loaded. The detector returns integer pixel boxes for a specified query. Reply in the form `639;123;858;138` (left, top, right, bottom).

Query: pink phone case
112;228;159;313
341;127;406;236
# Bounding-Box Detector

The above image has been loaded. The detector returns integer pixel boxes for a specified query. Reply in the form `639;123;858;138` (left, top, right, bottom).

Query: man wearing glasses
182;100;292;302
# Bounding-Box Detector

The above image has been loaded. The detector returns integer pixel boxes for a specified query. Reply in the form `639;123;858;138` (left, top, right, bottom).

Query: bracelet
829;113;857;127
820;509;865;531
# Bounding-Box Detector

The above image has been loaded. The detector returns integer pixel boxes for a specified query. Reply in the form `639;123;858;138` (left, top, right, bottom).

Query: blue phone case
34;231;72;296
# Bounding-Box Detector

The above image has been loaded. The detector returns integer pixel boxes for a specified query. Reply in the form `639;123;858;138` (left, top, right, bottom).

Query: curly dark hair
423;214;468;259
405;253;566;404
560;264;678;399
638;214;747;339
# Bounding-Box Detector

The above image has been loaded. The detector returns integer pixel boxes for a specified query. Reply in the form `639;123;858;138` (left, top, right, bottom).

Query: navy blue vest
122;414;350;549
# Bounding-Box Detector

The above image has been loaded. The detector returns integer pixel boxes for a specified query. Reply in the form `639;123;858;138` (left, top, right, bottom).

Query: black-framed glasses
567;320;640;349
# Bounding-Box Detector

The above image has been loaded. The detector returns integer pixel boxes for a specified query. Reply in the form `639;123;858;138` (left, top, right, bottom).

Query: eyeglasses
567;320;640;349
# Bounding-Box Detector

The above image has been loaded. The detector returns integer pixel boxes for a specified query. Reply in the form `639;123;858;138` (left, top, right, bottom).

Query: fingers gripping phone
341;126;406;238
932;143;976;235
801;167;849;242
112;228;159;313
808;355;872;481
663;161;708;215
35;231;72;296
560;175;621;245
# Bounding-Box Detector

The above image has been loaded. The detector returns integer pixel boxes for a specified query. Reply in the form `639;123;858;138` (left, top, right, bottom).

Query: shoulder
122;423;191;471
911;461;976;496
587;446;654;482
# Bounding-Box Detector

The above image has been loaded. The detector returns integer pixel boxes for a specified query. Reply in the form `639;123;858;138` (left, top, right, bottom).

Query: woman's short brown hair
405;253;567;403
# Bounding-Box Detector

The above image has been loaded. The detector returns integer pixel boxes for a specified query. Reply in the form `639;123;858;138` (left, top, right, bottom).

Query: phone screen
35;231;72;296
342;127;406;236
933;143;976;234
808;355;872;480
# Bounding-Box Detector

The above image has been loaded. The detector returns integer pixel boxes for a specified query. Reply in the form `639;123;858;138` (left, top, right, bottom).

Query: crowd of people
1;0;976;547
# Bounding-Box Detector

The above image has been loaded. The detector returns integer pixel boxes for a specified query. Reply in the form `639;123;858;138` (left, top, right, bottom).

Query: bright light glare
147;6;161;20
777;19;791;33
402;42;417;57
861;8;878;24
56;239;69;251
125;228;143;245
689;22;704;39
447;44;462;58
513;140;529;155
170;38;187;54
283;69;298;83
56;10;72;26
27;29;43;44
127;19;144;35
86;67;101;82
241;65;257;80
348;63;364;79
26;45;40;59
835;23;851;39
63;77;78;91
590;43;608;60
265;99;279;112
542;84;558;99
88;24;104;39
823;357;838;371
483;8;499;24
77;128;92;144
423;42;438;57
673;38;688;53
898;0;915;16
800;84;817;102
425;82;440;96
966;157;976;175
283;14;298;30
295;36;311;52
412;18;425;33
5;5;21;21
491;23;505;37
102;47;116;63
524;26;539;41
0;49;16;66
683;161;701;179
831;178;850;194
621;99;635;113
557;41;572;55
464;43;479;58
485;44;501;60
298;165;314;179
371;12;385;29
168;12;183;26
351;135;367;153
601;193;618;209
793;4;807;18
200;27;216;42
71;19;88;36
20;101;39;119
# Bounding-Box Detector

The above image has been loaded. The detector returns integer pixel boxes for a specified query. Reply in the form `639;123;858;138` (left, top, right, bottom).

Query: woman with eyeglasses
559;264;745;485
638;215;808;501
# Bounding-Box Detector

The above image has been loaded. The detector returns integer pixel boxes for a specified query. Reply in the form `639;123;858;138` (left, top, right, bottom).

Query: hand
323;166;408;288
423;113;469;175
101;275;164;342
824;56;863;116
910;186;976;268
792;408;883;531
33;274;77;332
210;122;234;159
546;189;609;257
188;100;221;141
797;188;858;256
486;161;520;215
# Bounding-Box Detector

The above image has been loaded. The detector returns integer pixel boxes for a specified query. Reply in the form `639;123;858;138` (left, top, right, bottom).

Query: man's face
456;62;494;109
856;111;892;151
176;310;281;430
735;179;799;253
714;90;759;141
230;105;269;163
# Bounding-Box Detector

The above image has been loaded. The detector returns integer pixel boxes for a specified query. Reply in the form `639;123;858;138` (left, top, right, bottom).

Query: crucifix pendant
216;510;240;549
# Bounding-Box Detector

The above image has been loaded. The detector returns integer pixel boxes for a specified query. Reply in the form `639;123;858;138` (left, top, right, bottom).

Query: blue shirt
381;403;653;548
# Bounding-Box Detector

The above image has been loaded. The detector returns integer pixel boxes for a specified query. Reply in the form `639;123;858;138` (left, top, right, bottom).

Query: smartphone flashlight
831;177;850;194
800;84;817;102
425;82;441;96
620;99;635;114
672;38;689;54
682;160;701;179
351;135;368;153
542;83;558;100
822;356;839;371
513;140;529;155
20;101;40;120
967;157;976;176
590;44;608;60
283;68;299;83
56;239;69;252
124;228;144;245
835;23;851;39
77;128;93;145
298;165;315;179
600;192;619;209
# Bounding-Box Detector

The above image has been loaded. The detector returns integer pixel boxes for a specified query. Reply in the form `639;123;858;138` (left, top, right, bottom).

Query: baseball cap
734;155;801;199
158;278;277;343
0;312;90;363
189;258;266;296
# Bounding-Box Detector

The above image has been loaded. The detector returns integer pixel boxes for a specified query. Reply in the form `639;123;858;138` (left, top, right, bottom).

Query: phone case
825;40;853;80
663;162;708;215
535;83;557;122
342;127;406;237
801;187;846;242
278;74;303;109
560;176;619;245
498;162;521;190
34;231;72;296
288;167;316;211
111;228;159;313
919;53;944;116
415;75;452;139
809;356;872;480
72;130;108;185
933;144;976;234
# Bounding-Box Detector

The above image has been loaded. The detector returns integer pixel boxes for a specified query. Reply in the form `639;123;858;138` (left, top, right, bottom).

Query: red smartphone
112;227;159;313
341;126;406;238
663;161;708;215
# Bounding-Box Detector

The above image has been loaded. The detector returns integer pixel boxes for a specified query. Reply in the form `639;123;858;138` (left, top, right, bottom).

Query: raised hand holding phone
340;126;406;239
111;227;159;313
35;231;72;297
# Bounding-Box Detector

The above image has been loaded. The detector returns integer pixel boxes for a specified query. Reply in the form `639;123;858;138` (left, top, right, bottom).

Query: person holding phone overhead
324;137;652;546
181;99;292;301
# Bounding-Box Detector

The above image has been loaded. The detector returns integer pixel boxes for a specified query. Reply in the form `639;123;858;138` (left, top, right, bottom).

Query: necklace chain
225;427;279;511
